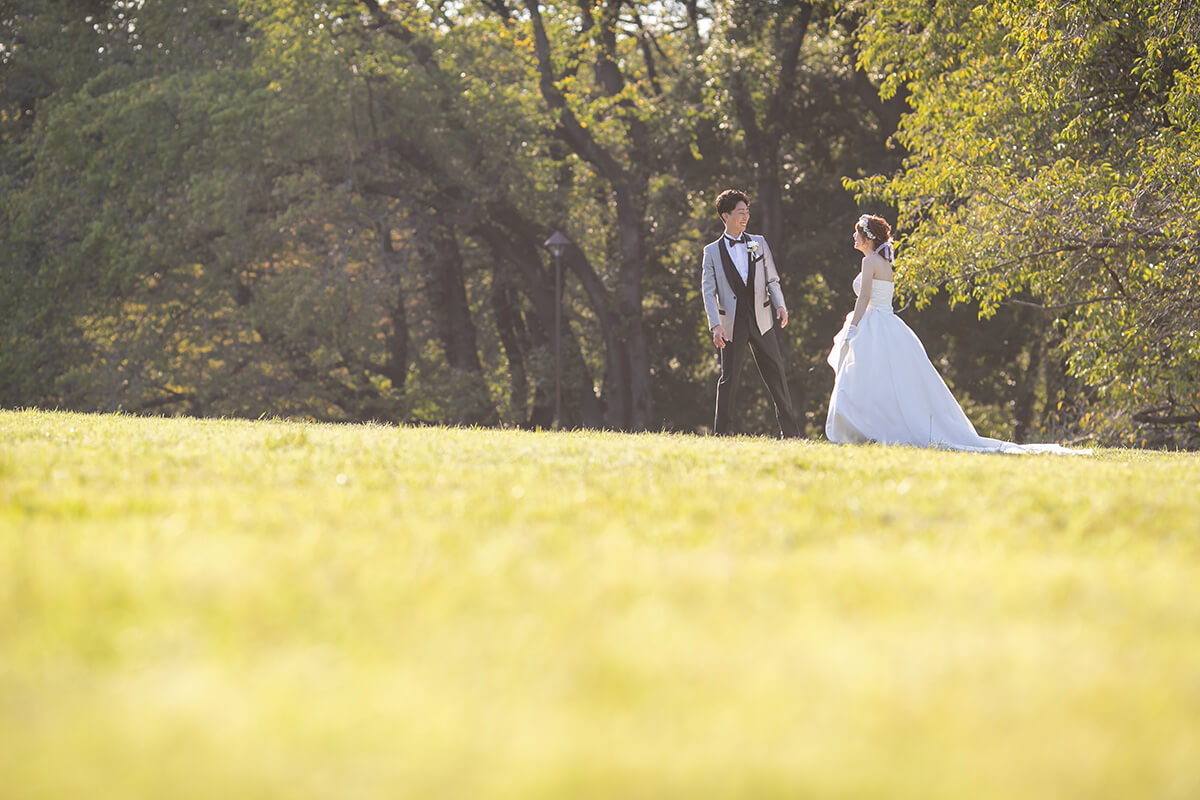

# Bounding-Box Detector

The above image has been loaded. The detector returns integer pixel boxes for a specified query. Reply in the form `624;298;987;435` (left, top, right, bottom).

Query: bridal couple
700;188;1085;454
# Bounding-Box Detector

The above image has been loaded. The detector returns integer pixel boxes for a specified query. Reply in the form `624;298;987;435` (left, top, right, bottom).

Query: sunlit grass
2;409;1198;799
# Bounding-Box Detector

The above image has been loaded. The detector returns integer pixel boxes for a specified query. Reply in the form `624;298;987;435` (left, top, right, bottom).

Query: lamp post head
544;230;571;260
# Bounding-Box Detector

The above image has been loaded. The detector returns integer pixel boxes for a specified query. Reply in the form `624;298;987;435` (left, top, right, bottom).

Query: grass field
2;409;1198;799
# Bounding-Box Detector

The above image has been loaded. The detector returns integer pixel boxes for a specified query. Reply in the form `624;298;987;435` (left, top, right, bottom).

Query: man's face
723;201;750;233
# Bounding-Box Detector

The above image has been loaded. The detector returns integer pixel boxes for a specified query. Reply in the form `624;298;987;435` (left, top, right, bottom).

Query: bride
826;214;1089;454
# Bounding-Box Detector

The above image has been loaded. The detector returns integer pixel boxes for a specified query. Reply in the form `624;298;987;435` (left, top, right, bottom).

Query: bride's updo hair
854;214;892;245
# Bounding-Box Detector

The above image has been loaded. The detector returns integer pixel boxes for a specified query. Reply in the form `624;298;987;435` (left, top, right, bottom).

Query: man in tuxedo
700;189;801;438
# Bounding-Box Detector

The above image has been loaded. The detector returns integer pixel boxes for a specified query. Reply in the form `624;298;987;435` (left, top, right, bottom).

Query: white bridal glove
844;323;859;342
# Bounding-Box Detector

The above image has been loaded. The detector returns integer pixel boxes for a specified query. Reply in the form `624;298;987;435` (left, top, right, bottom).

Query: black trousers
714;308;801;438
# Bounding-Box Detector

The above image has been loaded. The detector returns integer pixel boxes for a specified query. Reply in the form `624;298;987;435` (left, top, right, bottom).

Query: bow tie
724;235;748;247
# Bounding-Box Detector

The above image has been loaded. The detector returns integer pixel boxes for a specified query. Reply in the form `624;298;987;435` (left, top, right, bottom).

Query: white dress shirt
724;235;750;284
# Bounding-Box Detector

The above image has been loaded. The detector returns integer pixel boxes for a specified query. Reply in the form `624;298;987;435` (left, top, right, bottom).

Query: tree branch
1132;405;1200;426
1004;295;1122;311
358;0;435;67
631;7;665;95
766;2;813;133
522;0;630;187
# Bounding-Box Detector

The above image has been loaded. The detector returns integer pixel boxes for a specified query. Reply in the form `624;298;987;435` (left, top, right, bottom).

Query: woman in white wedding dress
825;214;1089;454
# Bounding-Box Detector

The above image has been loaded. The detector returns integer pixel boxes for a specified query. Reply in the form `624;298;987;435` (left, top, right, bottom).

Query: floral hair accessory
857;214;876;240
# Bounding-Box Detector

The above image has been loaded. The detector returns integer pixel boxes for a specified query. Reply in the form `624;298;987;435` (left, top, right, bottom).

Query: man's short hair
715;189;751;218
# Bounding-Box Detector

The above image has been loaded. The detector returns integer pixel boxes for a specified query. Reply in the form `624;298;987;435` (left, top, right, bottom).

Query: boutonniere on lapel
746;239;763;264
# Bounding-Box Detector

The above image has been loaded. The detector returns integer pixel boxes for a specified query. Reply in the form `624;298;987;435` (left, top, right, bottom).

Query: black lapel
717;238;747;293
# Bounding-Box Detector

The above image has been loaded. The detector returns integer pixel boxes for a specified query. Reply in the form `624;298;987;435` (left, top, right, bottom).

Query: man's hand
711;324;728;349
777;306;789;328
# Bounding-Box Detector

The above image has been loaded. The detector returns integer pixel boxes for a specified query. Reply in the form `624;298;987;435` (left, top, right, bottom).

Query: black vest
719;238;756;316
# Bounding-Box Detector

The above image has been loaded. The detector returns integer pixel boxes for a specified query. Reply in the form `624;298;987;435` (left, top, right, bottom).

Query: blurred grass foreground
2;409;1198;799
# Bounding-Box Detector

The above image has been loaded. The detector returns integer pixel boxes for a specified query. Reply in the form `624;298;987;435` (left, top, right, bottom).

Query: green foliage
4;409;1200;797
852;0;1200;447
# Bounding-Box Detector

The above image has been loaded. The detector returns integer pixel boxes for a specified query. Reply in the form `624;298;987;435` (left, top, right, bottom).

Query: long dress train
826;275;1089;454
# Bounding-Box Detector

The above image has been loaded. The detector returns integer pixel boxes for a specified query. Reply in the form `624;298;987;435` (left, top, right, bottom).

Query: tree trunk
731;3;813;266
424;223;497;425
476;222;603;427
1013;336;1043;443
376;222;409;404
615;189;653;429
522;0;654;430
490;207;613;428
426;225;479;373
563;242;626;430
490;270;528;422
754;153;785;258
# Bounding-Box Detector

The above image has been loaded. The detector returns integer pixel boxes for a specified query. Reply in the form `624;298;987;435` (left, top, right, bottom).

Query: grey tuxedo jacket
701;234;787;342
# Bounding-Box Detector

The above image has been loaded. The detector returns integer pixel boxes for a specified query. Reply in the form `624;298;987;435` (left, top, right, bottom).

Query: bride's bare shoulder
859;253;887;272
863;253;893;276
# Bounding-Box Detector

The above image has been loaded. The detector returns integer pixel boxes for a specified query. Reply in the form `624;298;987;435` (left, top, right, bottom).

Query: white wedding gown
826;275;1089;454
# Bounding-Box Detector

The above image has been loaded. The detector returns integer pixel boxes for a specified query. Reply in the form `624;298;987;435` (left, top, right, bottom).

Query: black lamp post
543;231;571;428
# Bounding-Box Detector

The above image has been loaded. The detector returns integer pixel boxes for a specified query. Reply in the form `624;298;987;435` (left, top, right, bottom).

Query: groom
701;189;801;438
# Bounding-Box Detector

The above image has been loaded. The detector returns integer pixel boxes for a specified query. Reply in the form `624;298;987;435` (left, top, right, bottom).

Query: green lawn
2;409;1198;799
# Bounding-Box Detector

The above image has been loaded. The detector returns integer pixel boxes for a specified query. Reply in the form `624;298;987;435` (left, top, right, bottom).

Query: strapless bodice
852;274;895;311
